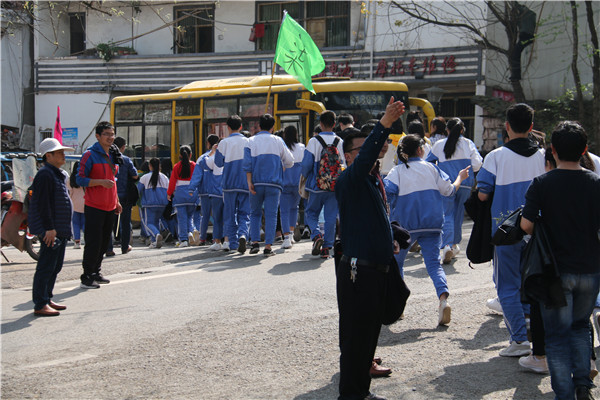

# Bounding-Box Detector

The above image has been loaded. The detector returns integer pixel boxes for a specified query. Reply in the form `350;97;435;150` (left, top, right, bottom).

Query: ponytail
179;145;192;179
70;161;80;189
149;158;160;189
443;118;464;159
396;134;423;169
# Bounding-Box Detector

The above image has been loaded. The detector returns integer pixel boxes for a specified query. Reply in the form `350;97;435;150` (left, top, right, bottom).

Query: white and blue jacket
384;157;455;233
300;132;346;193
188;151;211;196
282;143;306;191
243;131;294;190
204;154;223;198
214;132;249;193
139;172;169;208
427;136;483;188
476;139;545;229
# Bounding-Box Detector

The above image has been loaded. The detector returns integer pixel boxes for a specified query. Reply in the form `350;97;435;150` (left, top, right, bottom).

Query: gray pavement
1;223;597;399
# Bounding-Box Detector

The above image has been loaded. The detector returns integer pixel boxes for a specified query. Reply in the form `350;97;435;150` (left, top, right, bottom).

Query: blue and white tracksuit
168;162;198;242
384;157;455;299
204;155;224;240
139;172;169;243
215;132;251;250
243;131;294;245
427;137;483;247
280;143;306;234
189;152;212;241
477;144;545;343
301;132;346;249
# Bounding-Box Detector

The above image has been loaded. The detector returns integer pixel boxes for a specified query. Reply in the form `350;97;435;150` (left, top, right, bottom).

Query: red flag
54;106;63;144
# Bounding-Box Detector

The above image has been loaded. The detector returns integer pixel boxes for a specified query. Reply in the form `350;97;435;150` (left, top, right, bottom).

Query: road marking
19;354;97;369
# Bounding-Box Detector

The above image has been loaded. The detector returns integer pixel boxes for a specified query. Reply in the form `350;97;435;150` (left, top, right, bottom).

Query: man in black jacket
29;138;74;316
334;98;405;400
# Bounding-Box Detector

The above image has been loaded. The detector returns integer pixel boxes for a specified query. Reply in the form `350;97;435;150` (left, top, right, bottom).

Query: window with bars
174;6;215;54
256;1;349;51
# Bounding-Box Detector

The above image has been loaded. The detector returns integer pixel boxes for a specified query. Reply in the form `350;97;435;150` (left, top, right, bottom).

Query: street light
424;86;446;114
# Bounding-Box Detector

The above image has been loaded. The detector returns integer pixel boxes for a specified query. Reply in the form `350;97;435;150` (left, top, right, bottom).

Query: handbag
465;190;494;264
491;207;524;246
382;257;411;326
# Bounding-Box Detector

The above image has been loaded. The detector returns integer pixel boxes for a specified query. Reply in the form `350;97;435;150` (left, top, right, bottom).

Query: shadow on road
293;373;339;400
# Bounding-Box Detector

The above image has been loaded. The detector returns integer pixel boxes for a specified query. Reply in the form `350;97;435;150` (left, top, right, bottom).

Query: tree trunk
585;1;600;152
510;80;526;103
570;1;585;123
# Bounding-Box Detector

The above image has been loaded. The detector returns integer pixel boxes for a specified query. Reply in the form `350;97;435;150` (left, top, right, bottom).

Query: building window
174;6;214;54
257;1;349;51
69;13;86;55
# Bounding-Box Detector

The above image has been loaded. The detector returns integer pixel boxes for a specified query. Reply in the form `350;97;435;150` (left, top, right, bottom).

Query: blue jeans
540;273;600;399
250;185;281;245
72;211;85;241
280;188;300;234
305;191;338;249
32;237;67;310
223;191;250;250
395;231;448;298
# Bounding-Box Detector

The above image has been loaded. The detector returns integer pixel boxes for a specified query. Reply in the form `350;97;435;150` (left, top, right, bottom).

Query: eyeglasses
101;133;116;138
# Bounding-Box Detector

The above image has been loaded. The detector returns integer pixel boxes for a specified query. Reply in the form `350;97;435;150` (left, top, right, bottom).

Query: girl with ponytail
385;134;471;326
139;158;169;248
167;145;198;247
429;117;447;145
427;118;482;263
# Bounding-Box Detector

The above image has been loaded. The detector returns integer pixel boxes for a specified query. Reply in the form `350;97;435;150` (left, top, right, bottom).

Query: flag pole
265;63;276;114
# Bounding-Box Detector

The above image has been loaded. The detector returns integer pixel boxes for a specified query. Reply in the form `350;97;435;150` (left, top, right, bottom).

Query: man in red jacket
76;121;122;289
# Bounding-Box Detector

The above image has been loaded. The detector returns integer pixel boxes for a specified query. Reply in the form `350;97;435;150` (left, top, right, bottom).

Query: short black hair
207;134;219;148
506;103;534;134
338;113;354;126
227;115;242;130
407;121;425;138
343;129;368;153
113;136;126;148
551;121;587;162
259;114;275;131
360;122;376;135
320;110;336;129
96;121;114;135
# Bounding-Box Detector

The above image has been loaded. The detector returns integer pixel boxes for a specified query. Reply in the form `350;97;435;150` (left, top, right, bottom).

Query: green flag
273;12;325;94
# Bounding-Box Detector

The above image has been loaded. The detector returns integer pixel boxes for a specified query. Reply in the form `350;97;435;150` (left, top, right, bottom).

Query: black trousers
82;205;115;278
336;258;387;400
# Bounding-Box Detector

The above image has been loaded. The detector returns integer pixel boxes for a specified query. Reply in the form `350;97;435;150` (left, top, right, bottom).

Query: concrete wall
485;1;599;100
34;93;111;153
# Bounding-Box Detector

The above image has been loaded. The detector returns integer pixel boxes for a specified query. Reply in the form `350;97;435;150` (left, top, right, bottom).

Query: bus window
177;120;195;156
279;115;304;143
145;125;171;160
240;96;273;118
205;122;229;139
175;100;200;117
115;104;143;123
116;125;143;168
144;103;171;123
205;98;236;119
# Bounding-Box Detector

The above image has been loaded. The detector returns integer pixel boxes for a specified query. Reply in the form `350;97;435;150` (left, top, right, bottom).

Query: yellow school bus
110;75;434;169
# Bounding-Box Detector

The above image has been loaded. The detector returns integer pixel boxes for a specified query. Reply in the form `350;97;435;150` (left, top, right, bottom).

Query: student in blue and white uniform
204;142;225;251
279;125;305;250
139;157;169;248
167;145;197;247
385;134;470;326
214;115;251;254
189;134;220;246
301;110;346;259
477;103;546;357
243;114;294;256
427;118;482;263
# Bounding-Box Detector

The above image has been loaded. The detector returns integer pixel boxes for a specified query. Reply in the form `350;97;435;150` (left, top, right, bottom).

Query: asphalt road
1;222;597;399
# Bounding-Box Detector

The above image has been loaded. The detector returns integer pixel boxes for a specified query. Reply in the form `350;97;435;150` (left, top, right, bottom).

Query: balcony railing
35;46;482;93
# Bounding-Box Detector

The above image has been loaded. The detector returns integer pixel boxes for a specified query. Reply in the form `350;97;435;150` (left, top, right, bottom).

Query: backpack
314;135;342;191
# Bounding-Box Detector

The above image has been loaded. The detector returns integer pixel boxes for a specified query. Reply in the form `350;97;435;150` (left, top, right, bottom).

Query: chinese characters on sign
313;55;458;79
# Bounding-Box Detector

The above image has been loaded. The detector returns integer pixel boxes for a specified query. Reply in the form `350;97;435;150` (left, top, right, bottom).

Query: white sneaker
73;242;81;249
208;242;222;251
148;241;157;248
486;297;503;314
593;308;600;346
452;244;460;256
192;230;200;246
155;234;163;249
187;232;195;245
221;241;230;251
438;299;451;325
499;340;531;357
178;241;189;248
442;245;453;264
518;354;548;374
282;237;292;249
